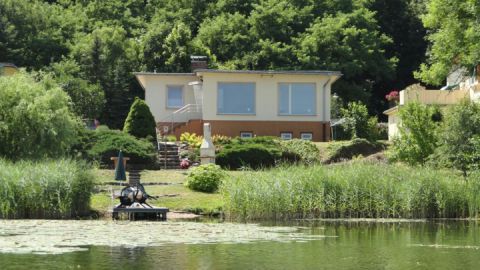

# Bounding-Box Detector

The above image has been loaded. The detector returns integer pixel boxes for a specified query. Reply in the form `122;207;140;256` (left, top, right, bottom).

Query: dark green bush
325;138;386;163
123;97;157;140
432;100;480;175
185;164;225;193
86;129;156;167
223;136;279;147
179;148;200;162
216;143;281;169
280;139;320;165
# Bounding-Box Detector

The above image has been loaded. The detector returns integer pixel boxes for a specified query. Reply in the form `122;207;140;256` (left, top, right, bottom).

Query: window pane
218;83;255;114
167;86;183;108
280;132;292;140
279;84;289;114
291;83;316;115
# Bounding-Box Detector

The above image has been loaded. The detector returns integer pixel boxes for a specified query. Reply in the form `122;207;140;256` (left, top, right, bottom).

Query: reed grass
221;162;480;220
0;159;95;219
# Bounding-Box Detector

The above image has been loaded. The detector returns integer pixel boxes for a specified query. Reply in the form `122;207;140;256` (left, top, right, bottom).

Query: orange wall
158;120;330;141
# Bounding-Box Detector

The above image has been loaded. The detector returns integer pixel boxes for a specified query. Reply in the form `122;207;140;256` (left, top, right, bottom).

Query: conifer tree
123;97;156;140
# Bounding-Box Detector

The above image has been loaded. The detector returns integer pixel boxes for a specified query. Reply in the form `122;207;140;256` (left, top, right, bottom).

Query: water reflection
0;220;479;270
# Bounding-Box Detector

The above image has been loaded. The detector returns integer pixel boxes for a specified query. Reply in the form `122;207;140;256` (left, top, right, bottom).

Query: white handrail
159;104;203;134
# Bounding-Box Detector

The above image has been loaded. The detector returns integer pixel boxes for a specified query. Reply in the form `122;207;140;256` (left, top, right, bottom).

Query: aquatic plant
0;159;95;219
221;162;480;220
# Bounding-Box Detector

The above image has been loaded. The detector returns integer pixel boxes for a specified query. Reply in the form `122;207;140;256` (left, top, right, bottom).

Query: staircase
158;142;181;169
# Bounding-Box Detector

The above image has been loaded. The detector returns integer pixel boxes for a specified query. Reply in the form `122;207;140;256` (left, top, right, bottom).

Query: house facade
135;59;341;142
384;66;480;140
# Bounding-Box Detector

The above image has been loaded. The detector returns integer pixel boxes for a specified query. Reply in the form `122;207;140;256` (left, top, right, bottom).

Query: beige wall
136;74;197;122
387;112;399;141
400;86;468;105
199;72;333;122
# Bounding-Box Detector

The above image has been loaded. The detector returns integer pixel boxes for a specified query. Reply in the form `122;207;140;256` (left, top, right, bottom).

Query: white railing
159;104;203;134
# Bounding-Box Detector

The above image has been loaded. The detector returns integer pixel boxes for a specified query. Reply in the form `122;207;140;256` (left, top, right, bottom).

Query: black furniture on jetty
112;183;169;221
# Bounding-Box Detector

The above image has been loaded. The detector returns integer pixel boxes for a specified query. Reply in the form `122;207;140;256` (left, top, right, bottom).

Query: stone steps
158;142;181;169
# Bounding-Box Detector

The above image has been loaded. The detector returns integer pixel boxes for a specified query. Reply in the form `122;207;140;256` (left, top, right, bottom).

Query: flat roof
195;69;342;76
134;72;195;76
134;69;342;77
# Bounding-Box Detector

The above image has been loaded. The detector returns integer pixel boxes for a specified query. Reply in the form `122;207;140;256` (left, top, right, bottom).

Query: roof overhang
133;69;343;90
195;69;342;76
134;72;197;91
383;105;399;115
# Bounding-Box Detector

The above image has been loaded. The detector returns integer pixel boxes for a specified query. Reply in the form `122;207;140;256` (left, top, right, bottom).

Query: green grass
92;169;223;216
0;159;95;219
221;161;480;221
314;141;352;161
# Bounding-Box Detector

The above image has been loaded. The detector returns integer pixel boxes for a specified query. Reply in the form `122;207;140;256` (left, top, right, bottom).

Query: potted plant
385;90;399;107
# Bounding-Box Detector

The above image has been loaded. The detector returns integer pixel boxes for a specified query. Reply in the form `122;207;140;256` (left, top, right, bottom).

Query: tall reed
0;159;95;219
221;162;480;220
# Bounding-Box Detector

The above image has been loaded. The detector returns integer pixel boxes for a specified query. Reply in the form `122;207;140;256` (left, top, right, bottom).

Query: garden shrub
341;101;380;141
179;148;200;162
0;72;79;160
212;135;232;145
325;138;386;163
432;100;480;175
216;143;281;169
280;139;320;165
185;164;226;193
86;129;156;167
180;132;203;148
166;135;177;142
123;97;157;140
390;102;438;165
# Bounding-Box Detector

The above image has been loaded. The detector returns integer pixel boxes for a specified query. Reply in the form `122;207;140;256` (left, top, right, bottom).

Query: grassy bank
91;170;224;216
222;162;480;220
0;159;95;218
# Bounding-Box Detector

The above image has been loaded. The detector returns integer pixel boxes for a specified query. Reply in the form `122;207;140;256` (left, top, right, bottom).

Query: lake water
1;219;479;269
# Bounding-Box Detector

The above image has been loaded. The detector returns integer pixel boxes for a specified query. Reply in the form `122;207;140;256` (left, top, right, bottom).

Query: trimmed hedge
71;128;157;168
88;129;156;166
324;138;386;163
280;139;320;165
216;143;281;169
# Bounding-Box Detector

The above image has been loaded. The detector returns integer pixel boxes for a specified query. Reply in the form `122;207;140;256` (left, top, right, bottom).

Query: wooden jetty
112;203;169;221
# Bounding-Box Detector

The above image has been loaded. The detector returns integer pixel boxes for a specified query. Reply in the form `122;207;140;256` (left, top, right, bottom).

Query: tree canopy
416;0;479;85
0;72;79;160
0;0;431;125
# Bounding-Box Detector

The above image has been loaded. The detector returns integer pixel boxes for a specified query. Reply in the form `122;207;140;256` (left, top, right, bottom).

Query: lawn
91;169;224;217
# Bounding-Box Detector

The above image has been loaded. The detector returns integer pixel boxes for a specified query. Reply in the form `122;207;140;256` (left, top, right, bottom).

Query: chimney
191;56;208;71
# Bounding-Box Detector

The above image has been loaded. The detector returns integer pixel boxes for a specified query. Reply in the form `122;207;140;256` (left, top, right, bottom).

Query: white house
384;66;480;140
135;56;342;141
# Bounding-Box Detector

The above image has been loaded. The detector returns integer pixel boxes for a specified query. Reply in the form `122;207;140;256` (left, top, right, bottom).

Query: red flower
385;90;399;102
180;159;191;169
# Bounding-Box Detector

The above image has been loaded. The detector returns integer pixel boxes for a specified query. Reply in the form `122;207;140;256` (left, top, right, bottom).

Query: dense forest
0;0;475;128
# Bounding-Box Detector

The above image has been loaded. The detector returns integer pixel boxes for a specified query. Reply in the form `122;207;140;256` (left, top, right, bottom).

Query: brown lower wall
158;120;331;142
